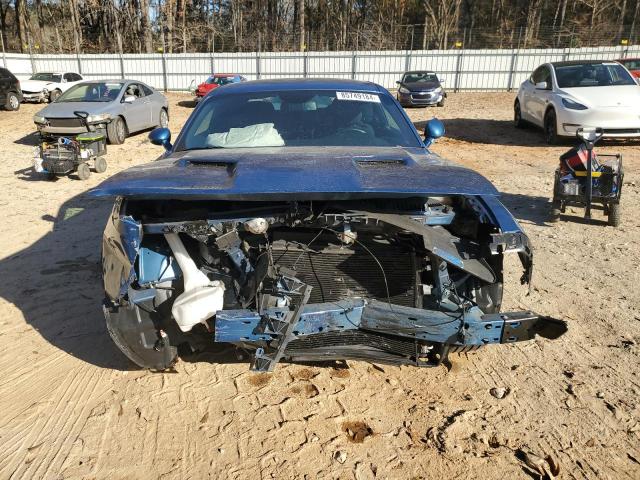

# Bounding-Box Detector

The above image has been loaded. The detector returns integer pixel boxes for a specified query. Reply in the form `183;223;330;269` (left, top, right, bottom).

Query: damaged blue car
91;79;566;371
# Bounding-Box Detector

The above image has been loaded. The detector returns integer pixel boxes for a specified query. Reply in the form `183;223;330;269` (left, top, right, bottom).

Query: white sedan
514;60;640;143
21;71;84;103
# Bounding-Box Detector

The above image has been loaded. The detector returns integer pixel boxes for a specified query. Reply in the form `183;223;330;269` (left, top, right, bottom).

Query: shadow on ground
0;191;350;372
14;131;40;146
416;118;640;148
0;192;136;370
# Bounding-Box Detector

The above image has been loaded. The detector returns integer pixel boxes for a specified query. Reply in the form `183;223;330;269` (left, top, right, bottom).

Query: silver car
33;79;169;144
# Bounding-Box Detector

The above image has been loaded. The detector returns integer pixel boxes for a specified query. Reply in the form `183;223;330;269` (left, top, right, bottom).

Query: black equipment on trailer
551;127;623;227
33;111;107;180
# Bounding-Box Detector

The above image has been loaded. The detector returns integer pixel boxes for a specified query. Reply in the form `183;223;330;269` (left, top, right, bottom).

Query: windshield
30;73;62;83
57;82;125;103
206;76;236;86
555;63;636;88
620;59;640;70
403;72;438;83
176;90;420;150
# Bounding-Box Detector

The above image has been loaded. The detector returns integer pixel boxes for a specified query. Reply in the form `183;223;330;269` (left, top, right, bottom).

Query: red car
617;58;640;80
194;74;247;102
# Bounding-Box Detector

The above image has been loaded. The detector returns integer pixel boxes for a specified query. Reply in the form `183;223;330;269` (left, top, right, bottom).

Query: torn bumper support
215;299;567;371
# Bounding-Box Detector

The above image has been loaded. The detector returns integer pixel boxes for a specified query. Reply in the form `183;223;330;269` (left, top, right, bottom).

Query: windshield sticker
336;91;381;103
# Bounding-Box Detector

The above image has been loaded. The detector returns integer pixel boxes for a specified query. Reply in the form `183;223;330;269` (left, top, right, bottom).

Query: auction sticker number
336;91;381;103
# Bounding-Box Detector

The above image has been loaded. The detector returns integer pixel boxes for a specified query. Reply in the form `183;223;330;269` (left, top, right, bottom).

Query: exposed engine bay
102;195;567;371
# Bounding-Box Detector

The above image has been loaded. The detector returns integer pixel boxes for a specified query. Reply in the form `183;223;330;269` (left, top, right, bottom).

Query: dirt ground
0;92;638;480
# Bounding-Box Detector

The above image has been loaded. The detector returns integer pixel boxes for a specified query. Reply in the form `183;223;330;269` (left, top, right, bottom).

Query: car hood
36;102;113;118
403;81;441;91
90;146;499;200
560;85;640;108
21;80;56;92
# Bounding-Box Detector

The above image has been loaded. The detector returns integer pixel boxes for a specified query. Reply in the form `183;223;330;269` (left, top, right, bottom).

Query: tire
608;203;621;227
49;89;62;102
437;98;445;107
107;116;127;145
158;108;169;128
94;156;107;173
77;163;91;180
544;109;559;145
5;91;19;111
514;100;526;128
550;199;561;222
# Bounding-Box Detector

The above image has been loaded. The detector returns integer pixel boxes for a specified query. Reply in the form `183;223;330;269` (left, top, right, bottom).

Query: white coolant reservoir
164;233;225;332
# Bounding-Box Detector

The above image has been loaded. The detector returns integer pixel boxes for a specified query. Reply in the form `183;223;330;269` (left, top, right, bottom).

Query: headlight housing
87;113;112;123
433;86;443;93
398;86;410;94
562;98;588;110
33;115;46;124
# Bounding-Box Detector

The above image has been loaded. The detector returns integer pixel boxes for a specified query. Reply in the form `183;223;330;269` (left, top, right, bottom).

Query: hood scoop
355;158;407;168
178;157;237;174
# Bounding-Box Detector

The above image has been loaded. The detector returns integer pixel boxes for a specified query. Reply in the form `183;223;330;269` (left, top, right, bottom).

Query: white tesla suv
515;60;640;143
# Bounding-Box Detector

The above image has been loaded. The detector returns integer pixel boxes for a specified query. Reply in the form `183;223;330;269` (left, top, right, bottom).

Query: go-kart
33;111;107;180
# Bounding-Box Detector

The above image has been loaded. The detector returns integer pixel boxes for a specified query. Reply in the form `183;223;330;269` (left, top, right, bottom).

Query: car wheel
49;89;62;102
158;108;169;128
5;92;19;111
107;116;127;145
550;199;561;222
608;203;621;227
514;100;526;128
437;98;445;107
77;163;91;180
544;109;559;145
94;156;107;173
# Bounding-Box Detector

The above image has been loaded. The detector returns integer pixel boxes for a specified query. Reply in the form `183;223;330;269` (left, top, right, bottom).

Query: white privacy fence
3;45;639;92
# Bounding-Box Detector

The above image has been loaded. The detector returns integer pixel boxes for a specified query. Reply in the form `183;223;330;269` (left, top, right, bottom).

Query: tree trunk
298;0;305;51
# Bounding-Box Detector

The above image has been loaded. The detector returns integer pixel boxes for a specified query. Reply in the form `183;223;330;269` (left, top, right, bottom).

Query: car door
528;65;553;125
140;84;158;127
121;83;150;132
0;68;10;104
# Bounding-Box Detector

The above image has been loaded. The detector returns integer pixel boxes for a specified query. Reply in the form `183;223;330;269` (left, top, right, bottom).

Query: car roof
403;70;437;74
550;60;616;67
210;73;240;77
208;78;382;95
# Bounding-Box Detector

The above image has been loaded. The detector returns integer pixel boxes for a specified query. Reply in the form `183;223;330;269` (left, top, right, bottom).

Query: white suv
21;72;84;103
514;60;640;144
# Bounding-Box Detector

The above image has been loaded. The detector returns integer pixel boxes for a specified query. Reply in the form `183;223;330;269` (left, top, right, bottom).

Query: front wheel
514;100;526;128
437;98;445;107
608;203;621;227
49;89;61;102
107;116;127;145
544;109;559;145
77;163;91;180
5;92;19;111
158;108;169;128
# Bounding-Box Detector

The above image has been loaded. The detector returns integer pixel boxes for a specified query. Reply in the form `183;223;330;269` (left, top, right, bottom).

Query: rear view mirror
535;81;549;90
395;80;401;85
424;118;445;147
149;127;172;151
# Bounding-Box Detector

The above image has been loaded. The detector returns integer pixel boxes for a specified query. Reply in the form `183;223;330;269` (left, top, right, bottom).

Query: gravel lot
0;92;638;480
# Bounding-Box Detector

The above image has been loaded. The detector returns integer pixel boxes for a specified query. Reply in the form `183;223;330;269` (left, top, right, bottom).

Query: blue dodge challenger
91;79;566;371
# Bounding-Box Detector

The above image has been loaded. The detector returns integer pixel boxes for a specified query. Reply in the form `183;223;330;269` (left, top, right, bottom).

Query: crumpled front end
101;195;566;371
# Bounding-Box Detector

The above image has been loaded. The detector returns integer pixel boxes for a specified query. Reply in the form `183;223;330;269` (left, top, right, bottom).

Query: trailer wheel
94;156;107;173
608;203;621;227
550;199;561;222
77;163;91;180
